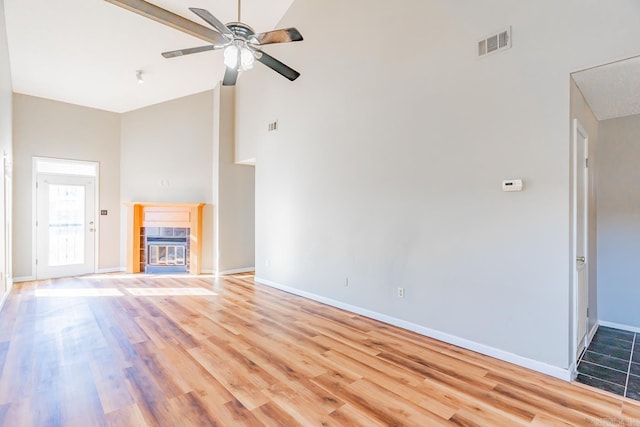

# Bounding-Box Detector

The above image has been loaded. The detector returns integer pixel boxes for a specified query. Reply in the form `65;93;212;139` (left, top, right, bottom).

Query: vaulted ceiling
4;0;294;113
5;1;639;119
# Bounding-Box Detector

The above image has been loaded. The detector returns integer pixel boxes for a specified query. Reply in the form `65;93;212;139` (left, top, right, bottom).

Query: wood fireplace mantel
124;202;205;275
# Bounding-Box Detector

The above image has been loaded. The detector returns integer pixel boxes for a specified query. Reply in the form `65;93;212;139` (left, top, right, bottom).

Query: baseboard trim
218;267;255;276
255;277;571;381
599;320;640;334
12;276;35;283
97;267;125;274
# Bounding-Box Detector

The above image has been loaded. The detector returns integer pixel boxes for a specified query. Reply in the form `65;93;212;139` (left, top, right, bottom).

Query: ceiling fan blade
104;0;228;45
254;28;303;45
254;49;301;81
223;67;239;86
189;8;234;40
161;45;218;58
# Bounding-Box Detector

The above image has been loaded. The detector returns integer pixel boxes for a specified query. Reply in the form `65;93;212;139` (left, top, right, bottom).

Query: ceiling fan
104;0;303;86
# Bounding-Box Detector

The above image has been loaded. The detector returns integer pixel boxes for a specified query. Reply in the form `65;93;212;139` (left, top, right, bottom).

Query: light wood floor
0;273;637;426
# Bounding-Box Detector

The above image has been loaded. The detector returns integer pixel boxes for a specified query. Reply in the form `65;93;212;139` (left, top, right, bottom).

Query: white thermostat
502;179;523;192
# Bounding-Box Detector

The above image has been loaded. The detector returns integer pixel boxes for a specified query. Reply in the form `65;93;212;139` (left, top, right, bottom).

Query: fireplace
143;227;189;274
124;203;204;275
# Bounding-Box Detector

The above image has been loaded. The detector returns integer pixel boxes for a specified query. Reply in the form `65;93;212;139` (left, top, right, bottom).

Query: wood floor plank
251;401;305;427
90;355;136;415
0;273;638;426
319;349;460;419
0;295;20;342
338;375;451;426
152;342;235;406
214;398;265;426
187;344;270;410
327;403;389;427
104;404;149;427
260;381;342;426
622;400;640;419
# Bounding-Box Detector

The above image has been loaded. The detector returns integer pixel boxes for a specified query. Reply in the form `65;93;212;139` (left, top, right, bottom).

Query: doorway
571;55;640;399
33;158;98;280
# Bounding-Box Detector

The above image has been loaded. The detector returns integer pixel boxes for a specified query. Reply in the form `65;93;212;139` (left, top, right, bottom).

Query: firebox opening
142;227;190;274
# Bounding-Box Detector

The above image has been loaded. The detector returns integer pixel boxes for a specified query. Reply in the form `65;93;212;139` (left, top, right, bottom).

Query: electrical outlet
397;287;405;298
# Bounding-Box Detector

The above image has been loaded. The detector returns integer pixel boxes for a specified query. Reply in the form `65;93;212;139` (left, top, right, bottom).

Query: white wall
237;0;640;372
215;86;255;273
0;0;13;295
12;94;120;279
570;78;599;336
12;89;249;277
597;114;640;328
120;91;214;271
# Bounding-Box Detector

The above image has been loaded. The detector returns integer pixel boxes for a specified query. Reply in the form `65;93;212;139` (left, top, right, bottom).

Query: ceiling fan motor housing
226;22;256;42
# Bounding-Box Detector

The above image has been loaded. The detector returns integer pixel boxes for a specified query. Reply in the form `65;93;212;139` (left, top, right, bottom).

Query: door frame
32;157;100;280
571;119;590;374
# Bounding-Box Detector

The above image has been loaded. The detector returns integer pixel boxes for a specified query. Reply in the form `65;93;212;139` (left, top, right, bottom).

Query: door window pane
48;184;85;266
36;158;97;176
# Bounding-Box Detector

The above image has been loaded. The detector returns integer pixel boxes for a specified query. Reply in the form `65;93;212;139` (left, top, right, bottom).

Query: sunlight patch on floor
83;273;215;280
34;287;218;297
126;288;218;296
35;288;125;297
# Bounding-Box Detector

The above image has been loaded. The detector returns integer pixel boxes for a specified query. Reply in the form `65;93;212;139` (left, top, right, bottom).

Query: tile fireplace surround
124;202;204;275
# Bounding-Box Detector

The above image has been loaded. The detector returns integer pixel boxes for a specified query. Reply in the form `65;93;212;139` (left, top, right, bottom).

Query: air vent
478;27;511;57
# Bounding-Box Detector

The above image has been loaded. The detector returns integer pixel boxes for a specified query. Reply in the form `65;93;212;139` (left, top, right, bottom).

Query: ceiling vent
478;27;511;57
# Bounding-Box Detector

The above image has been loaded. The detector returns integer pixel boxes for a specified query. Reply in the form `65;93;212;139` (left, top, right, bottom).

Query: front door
36;174;96;279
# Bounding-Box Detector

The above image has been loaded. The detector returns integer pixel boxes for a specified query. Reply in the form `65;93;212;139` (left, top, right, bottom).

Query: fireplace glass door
148;244;185;266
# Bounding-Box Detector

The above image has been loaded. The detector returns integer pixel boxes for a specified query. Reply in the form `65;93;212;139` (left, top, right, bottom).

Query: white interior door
36;174;95;279
574;120;589;356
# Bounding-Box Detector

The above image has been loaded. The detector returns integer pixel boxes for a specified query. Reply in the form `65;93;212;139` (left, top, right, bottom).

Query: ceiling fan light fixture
223;45;239;69
240;47;255;70
224;43;254;72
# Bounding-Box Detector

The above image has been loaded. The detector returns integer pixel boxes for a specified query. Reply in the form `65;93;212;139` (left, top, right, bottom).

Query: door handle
576;256;586;263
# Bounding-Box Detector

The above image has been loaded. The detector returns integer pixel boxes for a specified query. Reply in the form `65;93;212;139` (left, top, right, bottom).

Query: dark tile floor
576;326;640;400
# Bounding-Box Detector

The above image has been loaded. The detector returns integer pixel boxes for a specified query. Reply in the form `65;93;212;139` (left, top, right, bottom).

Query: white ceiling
572;56;640;121
4;0;295;113
7;1;638;118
